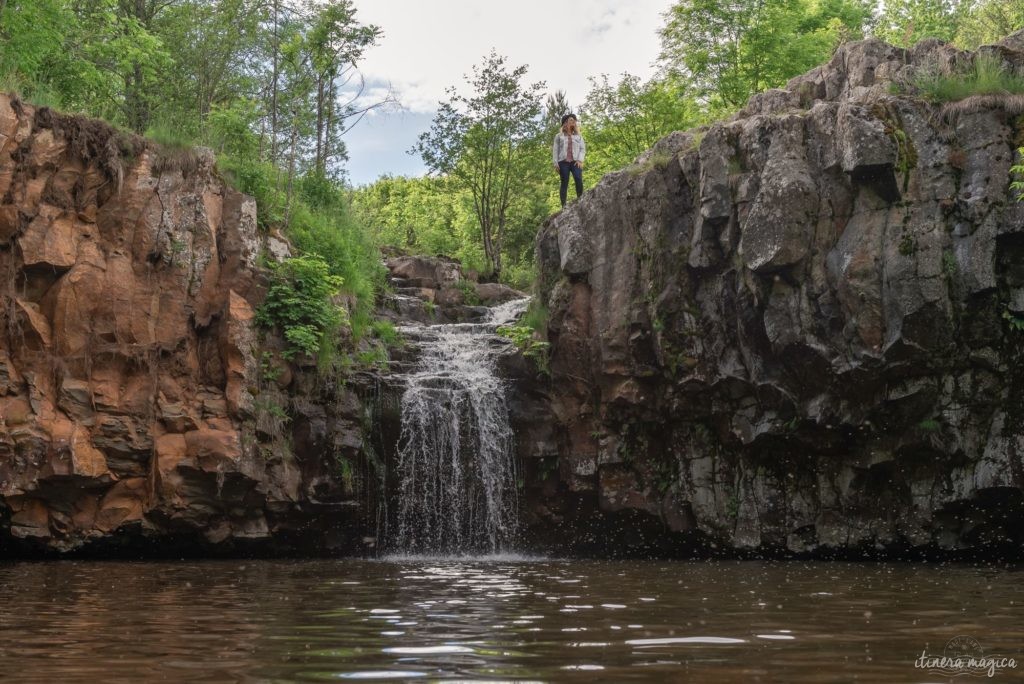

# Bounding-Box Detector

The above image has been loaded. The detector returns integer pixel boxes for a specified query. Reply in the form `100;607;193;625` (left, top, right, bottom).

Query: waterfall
390;298;528;554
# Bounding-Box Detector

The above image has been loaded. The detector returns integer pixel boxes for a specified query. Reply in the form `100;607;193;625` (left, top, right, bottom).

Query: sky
342;0;675;186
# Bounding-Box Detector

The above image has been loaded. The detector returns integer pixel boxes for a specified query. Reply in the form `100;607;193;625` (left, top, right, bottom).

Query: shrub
219;159;385;340
455;278;481;306
497;323;550;374
255;255;346;360
501;258;536;292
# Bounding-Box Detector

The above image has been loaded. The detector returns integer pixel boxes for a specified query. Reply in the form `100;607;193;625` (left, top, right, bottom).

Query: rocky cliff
530;35;1024;557
0;96;374;555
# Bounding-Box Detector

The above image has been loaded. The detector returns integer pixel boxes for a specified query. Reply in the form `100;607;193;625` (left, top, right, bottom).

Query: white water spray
390;299;528;554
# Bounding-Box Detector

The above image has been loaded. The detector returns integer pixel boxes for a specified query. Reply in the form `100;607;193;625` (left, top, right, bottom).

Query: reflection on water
0;558;1021;682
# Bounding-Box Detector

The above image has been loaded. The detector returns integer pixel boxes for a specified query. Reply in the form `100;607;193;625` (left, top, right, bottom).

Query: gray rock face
529;34;1024;557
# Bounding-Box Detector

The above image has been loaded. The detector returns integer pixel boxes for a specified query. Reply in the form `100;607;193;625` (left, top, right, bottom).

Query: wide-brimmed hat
560;113;577;125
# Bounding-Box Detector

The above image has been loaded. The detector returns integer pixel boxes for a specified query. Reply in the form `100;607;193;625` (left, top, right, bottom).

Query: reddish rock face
0;97;367;554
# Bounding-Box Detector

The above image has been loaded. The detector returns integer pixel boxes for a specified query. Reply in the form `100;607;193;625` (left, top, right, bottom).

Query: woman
552;113;585;208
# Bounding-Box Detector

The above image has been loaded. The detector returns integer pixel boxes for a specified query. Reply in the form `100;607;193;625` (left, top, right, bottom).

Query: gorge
2;33;1024;561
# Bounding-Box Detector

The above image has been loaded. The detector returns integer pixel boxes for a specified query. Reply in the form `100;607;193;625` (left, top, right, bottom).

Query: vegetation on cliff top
353;0;1024;287
0;0;388;360
1;0;1023;300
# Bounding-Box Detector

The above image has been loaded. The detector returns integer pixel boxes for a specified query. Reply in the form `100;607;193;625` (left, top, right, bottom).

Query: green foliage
217;156;285;227
1004;308;1024;333
910;54;1024;102
1012;147;1024;200
726;493;741;520
221;157;384;338
254;395;290;423
259;351;284;383
145;120;194;150
369;320;402;347
455;279;481;306
501;258;537;292
544;90;573;132
521;301;548;335
1;0;389;351
580;74;702;179
205;99;262;158
287;174;385;338
875;0;968;47
954;0;1024;48
497;323;550;374
659;0;874;110
350;174;488;272
414;51;547;279
355;344;389;369
255;255;345;360
917;418;941;431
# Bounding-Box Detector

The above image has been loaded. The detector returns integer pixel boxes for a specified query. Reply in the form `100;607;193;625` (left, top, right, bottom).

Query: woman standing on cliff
552;114;585;208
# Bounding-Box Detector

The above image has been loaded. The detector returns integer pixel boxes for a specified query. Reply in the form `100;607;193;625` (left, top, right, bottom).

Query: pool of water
0;558;1020;681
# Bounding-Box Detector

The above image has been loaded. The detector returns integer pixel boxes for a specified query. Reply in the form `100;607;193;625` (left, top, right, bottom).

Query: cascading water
389;298;528;554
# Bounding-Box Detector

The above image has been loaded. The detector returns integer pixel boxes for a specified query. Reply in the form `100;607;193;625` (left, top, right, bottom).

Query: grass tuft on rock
911;54;1024;103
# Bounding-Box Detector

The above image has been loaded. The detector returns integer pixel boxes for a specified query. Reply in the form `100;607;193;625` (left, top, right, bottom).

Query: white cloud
351;0;674;114
343;0;676;184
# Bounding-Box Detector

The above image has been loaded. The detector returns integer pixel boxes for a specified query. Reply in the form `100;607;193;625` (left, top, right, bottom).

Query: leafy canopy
414;51;546;278
658;0;874;110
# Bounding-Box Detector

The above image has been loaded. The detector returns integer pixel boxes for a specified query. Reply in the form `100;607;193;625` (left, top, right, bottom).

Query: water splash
390;299;528;554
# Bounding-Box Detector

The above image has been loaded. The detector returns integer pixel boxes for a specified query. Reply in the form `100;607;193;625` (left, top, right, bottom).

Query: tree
544;89;572;132
414;51;546;278
875;0;969;47
150;0;264;134
580;73;702;178
0;0;169;126
955;0;1024;47
659;0;874;110
302;0;384;176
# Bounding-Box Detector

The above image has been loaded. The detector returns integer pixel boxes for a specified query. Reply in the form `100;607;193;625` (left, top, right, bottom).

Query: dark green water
0;558;1021;682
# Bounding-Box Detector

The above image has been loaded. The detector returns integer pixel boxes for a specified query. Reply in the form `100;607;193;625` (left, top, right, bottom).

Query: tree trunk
322;73;335;174
124;0;151;133
284;115;298;226
270;0;280;162
494;214;504;279
315;76;325;174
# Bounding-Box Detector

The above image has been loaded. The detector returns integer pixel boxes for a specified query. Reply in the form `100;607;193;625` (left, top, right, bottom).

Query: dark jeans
558;161;583;207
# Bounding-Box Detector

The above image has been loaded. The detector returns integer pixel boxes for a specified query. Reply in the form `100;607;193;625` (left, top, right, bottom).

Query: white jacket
552;132;586;164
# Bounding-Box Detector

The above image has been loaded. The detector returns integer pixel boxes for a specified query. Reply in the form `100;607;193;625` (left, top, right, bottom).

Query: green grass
144;121;194;150
521;300;548;335
912;54;1024;102
628;150;674;177
0;70;64;109
219;155;385;343
369;319;401;346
